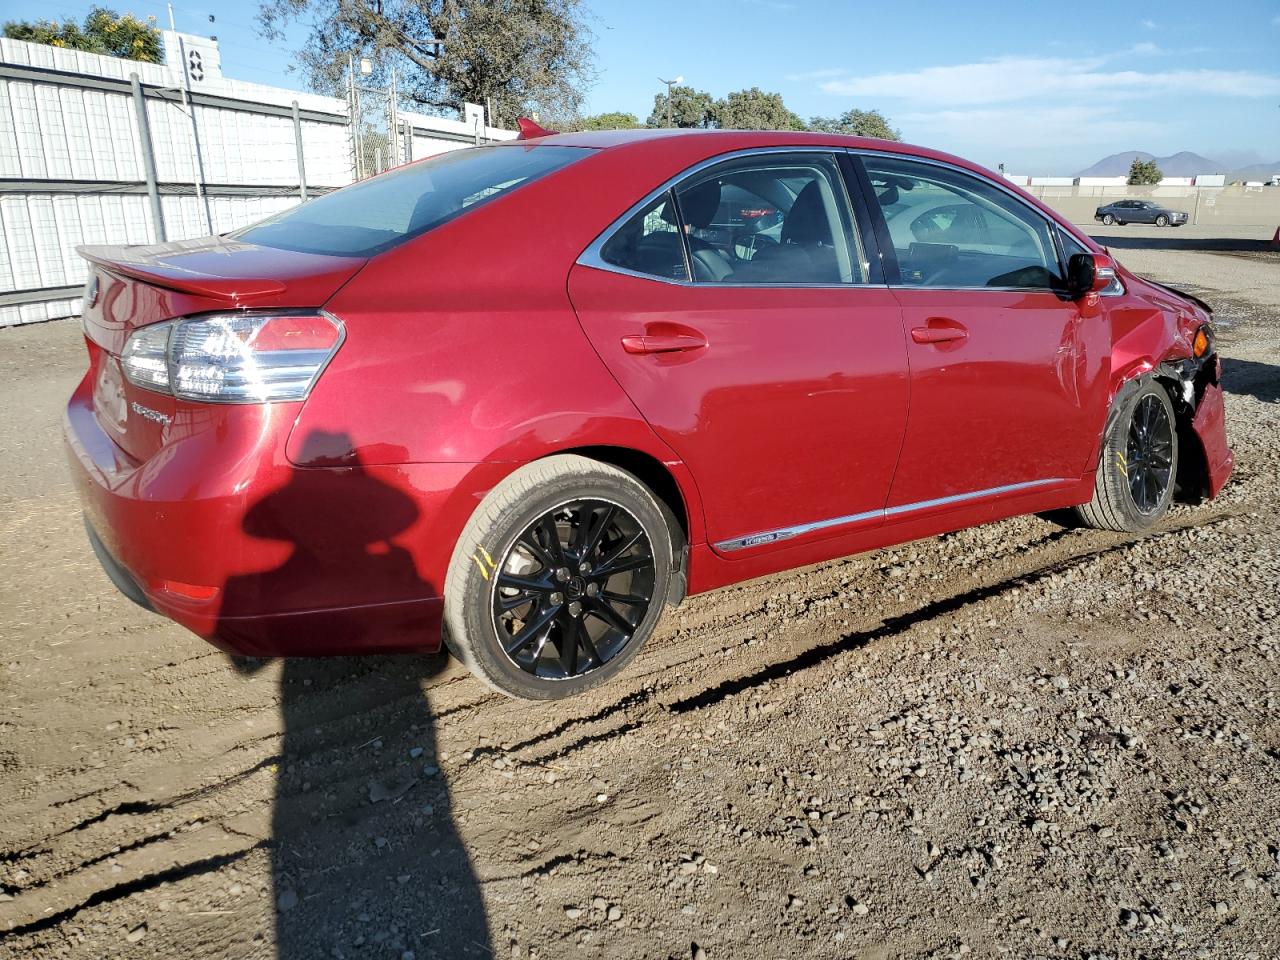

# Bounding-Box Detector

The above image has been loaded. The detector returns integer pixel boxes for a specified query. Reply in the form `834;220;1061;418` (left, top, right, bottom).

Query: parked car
66;128;1233;700
1095;199;1188;226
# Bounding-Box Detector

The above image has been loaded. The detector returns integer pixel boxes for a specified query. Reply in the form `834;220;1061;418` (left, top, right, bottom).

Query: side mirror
1068;252;1118;299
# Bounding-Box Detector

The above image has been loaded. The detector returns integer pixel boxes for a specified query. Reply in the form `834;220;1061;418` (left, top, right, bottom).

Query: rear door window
599;191;690;281
235;145;588;257
675;152;867;284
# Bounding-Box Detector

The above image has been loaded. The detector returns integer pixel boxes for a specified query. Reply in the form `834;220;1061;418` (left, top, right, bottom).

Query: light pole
659;75;684;128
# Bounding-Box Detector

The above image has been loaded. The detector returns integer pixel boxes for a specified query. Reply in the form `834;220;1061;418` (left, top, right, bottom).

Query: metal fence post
291;101;308;201
129;73;167;242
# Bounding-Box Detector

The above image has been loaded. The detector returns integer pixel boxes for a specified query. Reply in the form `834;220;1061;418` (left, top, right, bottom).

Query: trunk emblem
131;401;172;426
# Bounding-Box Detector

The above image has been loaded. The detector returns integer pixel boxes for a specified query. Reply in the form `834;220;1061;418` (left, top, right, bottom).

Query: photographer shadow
223;432;492;959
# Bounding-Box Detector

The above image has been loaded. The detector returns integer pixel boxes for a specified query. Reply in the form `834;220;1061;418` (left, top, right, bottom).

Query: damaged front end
1155;323;1234;500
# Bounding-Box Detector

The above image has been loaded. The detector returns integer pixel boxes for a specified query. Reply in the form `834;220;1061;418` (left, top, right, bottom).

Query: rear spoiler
516;117;558;141
77;244;287;300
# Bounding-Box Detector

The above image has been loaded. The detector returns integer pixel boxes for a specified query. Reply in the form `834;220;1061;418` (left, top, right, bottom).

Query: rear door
568;150;909;553
854;153;1110;512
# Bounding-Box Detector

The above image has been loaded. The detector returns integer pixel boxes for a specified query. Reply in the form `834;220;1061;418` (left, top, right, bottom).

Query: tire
1156;215;1169;227
443;455;673;700
1075;380;1179;533
1102;214;1115;225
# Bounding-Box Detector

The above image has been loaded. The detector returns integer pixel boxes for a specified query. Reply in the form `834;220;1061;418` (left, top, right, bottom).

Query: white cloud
816;55;1280;105
1141;18;1158;29
897;105;1166;151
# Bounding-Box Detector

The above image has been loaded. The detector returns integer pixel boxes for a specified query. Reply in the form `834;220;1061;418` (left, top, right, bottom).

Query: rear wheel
1102;214;1115;225
1075;380;1178;532
1156;214;1169;227
444;455;672;700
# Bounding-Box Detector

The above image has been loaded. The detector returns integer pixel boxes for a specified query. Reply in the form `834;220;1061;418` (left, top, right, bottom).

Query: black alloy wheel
1073;379;1179;533
491;499;656;680
1125;394;1175;515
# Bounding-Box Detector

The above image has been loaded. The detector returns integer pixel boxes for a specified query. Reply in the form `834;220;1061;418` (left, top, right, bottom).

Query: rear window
234;145;588;257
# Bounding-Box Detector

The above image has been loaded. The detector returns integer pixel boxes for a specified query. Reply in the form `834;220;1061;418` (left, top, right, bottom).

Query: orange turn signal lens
1192;327;1210;358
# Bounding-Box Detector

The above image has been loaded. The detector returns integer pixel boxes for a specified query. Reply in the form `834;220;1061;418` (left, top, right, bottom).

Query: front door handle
911;319;968;344
621;332;708;355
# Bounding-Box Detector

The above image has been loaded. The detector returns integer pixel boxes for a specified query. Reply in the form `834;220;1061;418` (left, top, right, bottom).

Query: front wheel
444;455;673;700
1156;215;1169;227
1075;380;1178;532
1102;214;1116;225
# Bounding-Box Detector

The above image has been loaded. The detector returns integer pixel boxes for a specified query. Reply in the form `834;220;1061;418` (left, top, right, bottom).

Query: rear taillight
120;312;343;403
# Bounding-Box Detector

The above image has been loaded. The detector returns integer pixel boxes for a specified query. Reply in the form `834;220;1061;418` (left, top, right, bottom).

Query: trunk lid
77;236;365;463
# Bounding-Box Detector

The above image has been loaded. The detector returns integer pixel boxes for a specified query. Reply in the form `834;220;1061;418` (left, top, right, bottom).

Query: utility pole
168;3;211;233
659;75;683;128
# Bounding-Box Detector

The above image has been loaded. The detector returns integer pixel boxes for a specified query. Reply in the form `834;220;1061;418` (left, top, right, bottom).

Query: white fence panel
1;33;514;325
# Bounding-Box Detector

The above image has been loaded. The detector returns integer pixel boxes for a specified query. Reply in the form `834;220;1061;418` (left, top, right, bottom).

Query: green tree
807;108;901;141
1127;157;1163;185
3;7;161;63
646;85;717;128
712;87;806;131
258;0;594;124
572;111;641;131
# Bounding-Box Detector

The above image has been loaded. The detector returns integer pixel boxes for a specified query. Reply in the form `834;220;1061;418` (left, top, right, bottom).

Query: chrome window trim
577;142;1105;296
714;478;1069;552
576;146;880;289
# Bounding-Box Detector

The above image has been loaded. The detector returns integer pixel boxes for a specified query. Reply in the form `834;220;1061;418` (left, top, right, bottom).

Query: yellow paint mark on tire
478;545;496;570
472;554;491;580
1115;451;1128;478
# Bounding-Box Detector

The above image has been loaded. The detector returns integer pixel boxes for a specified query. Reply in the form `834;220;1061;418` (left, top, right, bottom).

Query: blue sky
7;0;1280;173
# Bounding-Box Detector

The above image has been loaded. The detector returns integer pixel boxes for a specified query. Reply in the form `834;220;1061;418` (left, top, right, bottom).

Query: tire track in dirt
1;845;266;939
441;511;1239;779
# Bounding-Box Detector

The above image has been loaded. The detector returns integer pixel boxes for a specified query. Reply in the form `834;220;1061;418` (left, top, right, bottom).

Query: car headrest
782;180;833;246
678;180;722;229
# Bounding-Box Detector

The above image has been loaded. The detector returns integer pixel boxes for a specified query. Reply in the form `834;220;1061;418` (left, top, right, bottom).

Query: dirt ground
2;226;1278;960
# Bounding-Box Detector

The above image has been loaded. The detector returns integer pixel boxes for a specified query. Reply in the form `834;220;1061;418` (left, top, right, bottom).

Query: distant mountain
1077;150;1280;180
1233;162;1280;181
1077;150;1223;178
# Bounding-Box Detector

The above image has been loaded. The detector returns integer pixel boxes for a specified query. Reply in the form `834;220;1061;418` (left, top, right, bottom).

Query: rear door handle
621;333;707;355
910;319;968;344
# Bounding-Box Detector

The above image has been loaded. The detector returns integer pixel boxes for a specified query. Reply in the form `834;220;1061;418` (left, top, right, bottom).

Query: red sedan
64;128;1233;700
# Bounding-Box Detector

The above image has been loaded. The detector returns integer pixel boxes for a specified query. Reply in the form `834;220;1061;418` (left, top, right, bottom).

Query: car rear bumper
64;371;509;656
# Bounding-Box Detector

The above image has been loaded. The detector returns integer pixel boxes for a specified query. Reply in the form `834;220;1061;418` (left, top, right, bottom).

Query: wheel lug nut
586;582;599;597
579;562;590;573
550;592;563;604
568;600;582;617
555;567;570;582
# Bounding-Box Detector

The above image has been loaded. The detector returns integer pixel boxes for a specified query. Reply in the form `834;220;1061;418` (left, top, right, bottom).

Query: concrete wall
1025;184;1280;230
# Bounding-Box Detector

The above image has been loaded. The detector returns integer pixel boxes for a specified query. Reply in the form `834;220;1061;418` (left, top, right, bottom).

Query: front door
569;150;909;552
856;153;1109;511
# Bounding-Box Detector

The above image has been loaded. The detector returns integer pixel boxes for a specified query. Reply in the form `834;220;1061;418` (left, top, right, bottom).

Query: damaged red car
64;128;1233;700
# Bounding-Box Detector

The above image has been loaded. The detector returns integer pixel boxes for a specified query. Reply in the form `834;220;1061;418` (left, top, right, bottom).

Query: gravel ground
1;232;1277;960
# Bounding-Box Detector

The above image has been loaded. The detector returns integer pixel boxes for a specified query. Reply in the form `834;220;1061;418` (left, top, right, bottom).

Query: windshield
234;145;589;257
